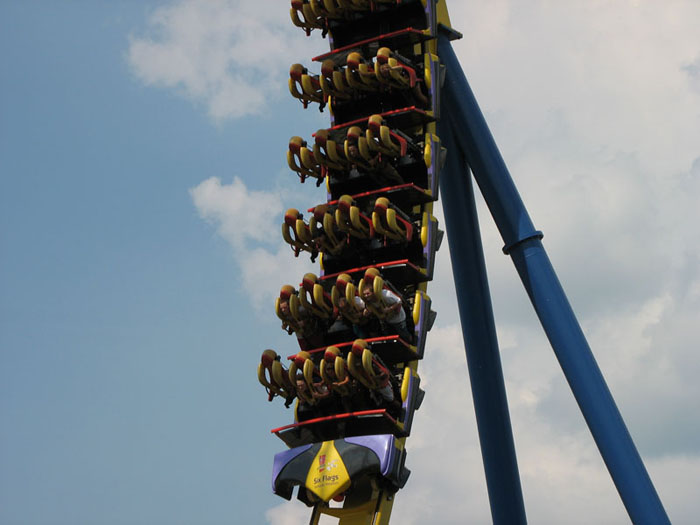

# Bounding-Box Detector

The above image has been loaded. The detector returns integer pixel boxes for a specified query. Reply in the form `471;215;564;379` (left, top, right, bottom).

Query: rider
277;285;322;350
346;127;404;186
350;339;401;414
361;280;412;343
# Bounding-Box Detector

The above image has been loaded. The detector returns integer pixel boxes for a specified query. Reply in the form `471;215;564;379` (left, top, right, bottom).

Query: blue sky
2;1;699;524
1;3;302;523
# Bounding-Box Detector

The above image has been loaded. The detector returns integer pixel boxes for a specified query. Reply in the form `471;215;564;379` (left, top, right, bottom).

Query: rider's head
351;339;368;357
324;346;340;363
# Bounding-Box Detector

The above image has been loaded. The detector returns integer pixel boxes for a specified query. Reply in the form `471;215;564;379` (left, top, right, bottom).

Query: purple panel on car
417;295;426;339
345;434;396;476
423;222;431;260
271;444;313;493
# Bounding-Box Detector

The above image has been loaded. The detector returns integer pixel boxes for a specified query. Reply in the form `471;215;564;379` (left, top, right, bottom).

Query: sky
1;1;699;524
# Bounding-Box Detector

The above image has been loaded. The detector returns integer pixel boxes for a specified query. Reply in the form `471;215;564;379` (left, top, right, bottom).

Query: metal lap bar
375;48;418;89
289;64;324;108
313;129;348;173
320;259;423;283
366;115;407;157
288;353;317;405
335;195;374;239
289;0;325;36
282;208;317;258
320;59;353;100
259;350;296;402
315;206;347;255
300;272;335;319
306;204;346;256
287;335;417;364
288;136;324;184
372;197;413;243
312;28;431;64
346;52;378;90
315;183;433;209
271;408;395;435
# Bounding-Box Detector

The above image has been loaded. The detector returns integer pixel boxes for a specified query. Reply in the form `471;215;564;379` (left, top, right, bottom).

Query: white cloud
127;0;322;121
190;176;281;250
190;176;317;310
449;1;700;175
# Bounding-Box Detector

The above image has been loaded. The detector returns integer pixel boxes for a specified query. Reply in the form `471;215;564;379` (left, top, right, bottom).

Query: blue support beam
438;35;670;524
438;120;528;524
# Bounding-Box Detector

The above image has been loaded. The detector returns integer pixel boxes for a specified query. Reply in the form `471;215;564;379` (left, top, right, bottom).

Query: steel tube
438;118;528;524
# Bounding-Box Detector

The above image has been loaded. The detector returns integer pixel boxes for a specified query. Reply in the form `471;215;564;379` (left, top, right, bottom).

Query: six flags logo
318;454;338;473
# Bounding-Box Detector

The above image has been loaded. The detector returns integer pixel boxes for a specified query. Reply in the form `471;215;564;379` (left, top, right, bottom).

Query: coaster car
272;435;410;509
322;123;442;198
313;46;425;102
288;118;424;190
279;338;424;448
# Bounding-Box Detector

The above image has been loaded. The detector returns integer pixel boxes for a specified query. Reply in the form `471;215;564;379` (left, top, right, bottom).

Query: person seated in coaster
291;351;336;417
294;372;316;423
375;47;429;107
360;271;413;343
348;339;401;414
276;285;322;350
320;346;354;413
345;127;404;186
331;273;374;339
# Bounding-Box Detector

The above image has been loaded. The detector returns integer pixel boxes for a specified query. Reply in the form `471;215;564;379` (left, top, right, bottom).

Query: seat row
289;47;426;110
288;114;417;184
282;194;416;261
258;339;398;410
275;268;405;326
275;268;414;341
290;0;399;35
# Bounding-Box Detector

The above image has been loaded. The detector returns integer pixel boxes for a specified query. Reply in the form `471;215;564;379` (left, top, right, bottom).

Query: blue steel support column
438;120;527;524
437;35;670;524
